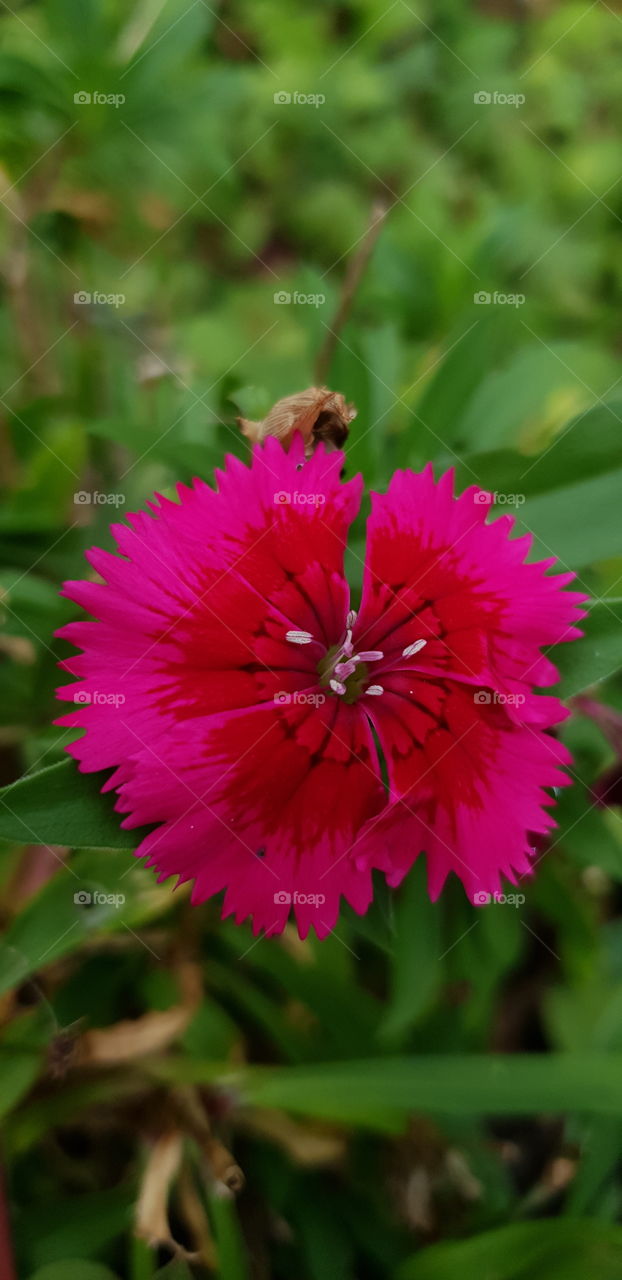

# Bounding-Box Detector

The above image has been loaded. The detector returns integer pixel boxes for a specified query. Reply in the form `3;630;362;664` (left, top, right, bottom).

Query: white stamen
330;678;346;695
286;630;314;645
366;684;384;696
346;609;357;628
402;639;427;658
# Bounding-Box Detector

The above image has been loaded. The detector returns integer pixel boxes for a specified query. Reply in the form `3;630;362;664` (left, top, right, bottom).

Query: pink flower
56;438;586;938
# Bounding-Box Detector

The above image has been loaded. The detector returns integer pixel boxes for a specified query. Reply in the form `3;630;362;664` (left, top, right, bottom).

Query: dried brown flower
238;386;356;456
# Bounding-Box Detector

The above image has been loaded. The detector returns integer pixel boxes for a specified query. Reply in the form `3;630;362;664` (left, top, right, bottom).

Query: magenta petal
353;464;587;705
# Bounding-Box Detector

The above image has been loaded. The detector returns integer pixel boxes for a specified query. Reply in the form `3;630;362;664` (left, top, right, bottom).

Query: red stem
0;1162;16;1280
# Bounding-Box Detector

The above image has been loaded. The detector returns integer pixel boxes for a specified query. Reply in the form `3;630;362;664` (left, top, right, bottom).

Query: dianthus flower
57;435;585;936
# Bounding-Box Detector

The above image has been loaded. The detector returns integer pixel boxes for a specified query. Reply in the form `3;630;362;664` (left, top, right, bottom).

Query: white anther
286;630;314;645
357;649;384;662
402;639;427;658
330;678;346;696
365;685;384;696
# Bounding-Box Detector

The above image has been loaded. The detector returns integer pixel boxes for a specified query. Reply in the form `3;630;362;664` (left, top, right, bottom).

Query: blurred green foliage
2;1;622;1277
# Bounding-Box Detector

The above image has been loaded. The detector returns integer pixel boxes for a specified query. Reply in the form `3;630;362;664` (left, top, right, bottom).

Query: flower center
286;612;384;700
285;615;427;703
320;623;385;701
285;611;426;705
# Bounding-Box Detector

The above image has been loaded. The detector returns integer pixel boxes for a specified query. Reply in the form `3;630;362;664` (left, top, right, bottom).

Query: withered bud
238;386;356;457
202;1137;246;1194
134;1131;184;1250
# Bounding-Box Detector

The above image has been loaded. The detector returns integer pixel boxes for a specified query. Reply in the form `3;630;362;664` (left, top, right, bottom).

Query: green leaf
6;1075;151;1157
454;341;615;453
515;468;622;569
226;385;272;420
0;760;147;849
87;418;221;480
397;1219;622;1280
380;860;442;1042
153;1263;194;1280
130;1238;155;1280
0;851;157;997
553;599;622;697
0;1007;52;1120
414;311;515;451
158;1054;622;1128
28;1264;119;1280
291;1179;355;1280
0;878;100;996
450;404;622;573
208;1192;249;1280
241;1054;622;1121
565;1118;622;1217
455;402;622;497
15;1187;130;1272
